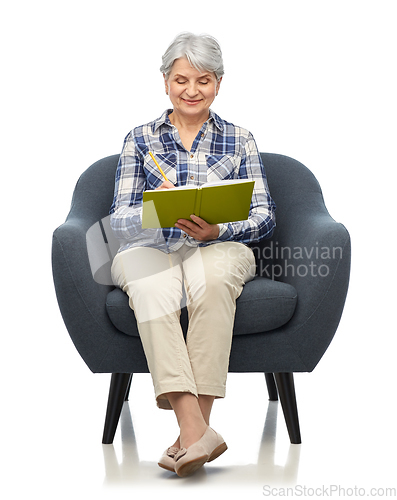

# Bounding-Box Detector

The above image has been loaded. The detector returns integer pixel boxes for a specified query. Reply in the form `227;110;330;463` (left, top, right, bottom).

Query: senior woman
109;32;276;477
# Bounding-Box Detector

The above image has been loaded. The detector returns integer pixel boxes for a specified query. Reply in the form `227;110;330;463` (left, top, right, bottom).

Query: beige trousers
111;242;256;409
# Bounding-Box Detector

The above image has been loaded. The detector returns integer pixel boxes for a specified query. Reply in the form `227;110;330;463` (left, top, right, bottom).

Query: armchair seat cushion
105;276;297;337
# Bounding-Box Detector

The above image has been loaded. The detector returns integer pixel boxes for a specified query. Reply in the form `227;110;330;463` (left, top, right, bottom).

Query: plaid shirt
110;109;276;254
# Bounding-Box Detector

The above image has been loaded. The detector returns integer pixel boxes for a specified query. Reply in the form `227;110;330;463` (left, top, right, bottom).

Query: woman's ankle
171;436;180;449
165;392;208;449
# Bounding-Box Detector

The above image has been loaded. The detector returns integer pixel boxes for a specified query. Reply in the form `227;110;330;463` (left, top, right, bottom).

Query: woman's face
164;58;222;121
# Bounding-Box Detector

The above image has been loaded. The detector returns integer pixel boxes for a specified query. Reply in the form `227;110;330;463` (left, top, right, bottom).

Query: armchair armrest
52;218;119;371
251;199;351;371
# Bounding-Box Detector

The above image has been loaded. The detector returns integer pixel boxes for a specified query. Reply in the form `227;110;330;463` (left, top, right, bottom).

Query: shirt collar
208;109;224;131
153;109;224;132
153;109;173;131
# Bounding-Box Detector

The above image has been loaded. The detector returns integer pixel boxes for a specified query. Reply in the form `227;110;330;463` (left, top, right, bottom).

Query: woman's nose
185;83;198;96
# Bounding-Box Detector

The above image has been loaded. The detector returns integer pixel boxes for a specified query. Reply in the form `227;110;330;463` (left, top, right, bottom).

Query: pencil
149;152;169;182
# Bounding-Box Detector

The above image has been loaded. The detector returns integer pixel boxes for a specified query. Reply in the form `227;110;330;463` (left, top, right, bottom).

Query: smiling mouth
182;99;202;105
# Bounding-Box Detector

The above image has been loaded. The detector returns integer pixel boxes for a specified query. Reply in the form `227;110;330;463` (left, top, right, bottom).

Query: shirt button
190;154;194;158
190;175;194;180
201;133;204;138
183;233;187;238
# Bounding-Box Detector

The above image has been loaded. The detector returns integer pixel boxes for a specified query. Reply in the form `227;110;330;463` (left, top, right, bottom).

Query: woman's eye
199;82;208;85
177;81;187;84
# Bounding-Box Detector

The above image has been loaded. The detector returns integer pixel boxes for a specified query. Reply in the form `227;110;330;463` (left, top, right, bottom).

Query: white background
2;1;396;498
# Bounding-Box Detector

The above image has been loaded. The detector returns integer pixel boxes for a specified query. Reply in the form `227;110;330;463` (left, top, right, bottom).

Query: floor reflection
257;401;301;485
102;400;301;486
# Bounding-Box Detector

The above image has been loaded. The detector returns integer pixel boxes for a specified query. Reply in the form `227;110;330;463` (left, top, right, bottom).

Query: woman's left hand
175;215;220;241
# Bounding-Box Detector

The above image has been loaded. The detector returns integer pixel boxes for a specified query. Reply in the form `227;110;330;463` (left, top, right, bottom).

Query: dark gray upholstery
52;153;350;375
106;277;298;337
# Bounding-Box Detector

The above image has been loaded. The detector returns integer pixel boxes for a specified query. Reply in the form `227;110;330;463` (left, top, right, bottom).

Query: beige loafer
174;427;227;477
158;446;179;472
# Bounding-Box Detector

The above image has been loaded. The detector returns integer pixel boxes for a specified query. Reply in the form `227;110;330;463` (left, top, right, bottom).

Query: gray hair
160;32;224;81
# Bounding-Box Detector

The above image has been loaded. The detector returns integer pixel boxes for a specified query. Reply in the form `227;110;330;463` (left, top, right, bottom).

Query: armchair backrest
259;152;330;248
68;152;327;226
65;153;339;286
67;154;119;226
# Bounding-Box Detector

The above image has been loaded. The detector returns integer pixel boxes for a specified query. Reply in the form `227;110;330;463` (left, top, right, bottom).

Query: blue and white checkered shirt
110;109;276;254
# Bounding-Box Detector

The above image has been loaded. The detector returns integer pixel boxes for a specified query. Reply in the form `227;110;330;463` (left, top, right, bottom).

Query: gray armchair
52;153;350;445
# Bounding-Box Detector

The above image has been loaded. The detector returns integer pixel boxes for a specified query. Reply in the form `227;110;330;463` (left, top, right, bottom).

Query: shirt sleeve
109;132;165;248
215;133;276;244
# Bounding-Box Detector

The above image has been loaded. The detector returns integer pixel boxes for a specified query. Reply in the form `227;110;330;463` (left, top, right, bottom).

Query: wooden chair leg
102;373;132;444
274;372;302;444
265;373;278;401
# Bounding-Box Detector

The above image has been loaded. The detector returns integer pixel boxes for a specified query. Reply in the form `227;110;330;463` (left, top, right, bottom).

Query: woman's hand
175;214;220;241
155;180;174;190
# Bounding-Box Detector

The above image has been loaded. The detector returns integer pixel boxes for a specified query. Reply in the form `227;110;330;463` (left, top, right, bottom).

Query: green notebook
142;179;255;229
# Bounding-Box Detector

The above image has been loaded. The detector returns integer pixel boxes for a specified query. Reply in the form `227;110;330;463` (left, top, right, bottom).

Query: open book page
144;184;195;192
145;178;252;192
202;178;253;188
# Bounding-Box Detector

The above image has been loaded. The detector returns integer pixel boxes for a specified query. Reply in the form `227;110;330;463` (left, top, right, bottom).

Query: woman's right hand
155;180;174;190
